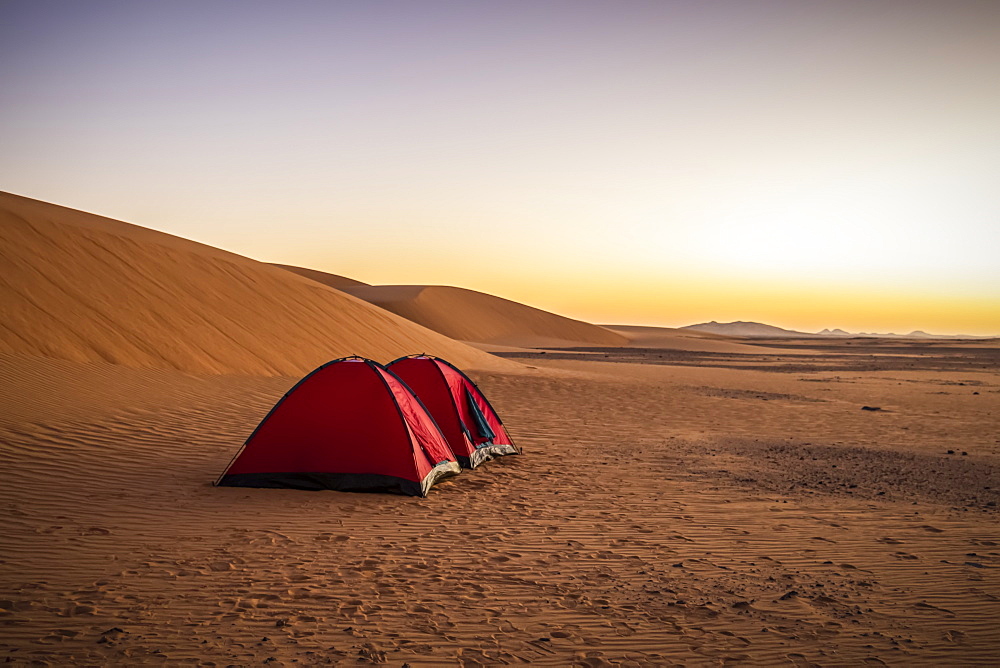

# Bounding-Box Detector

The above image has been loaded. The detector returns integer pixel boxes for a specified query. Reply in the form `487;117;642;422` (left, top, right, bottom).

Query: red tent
387;355;518;469
216;357;460;496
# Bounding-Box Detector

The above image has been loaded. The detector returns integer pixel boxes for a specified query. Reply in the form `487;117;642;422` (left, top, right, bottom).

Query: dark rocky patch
682;438;1000;510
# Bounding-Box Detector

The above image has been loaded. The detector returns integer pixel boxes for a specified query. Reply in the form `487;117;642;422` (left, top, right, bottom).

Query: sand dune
268;263;370;290
0;192;511;375
275;266;757;353
340;283;629;348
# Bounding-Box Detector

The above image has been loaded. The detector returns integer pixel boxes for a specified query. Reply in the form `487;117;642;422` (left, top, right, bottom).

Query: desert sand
2;195;998;665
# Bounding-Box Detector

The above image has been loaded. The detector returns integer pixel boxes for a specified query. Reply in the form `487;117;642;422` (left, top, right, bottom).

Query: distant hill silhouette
684;321;995;340
818;328;994;340
680;321;814;338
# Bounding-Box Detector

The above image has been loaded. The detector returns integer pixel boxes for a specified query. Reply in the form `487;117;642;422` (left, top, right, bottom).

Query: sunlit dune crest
269;263;370;291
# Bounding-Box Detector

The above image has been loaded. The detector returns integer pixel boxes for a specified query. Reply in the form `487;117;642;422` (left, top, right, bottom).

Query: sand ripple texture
1;350;999;666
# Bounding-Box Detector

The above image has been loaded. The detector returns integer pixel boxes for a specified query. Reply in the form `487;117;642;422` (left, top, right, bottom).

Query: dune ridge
268;263;370;290
340;283;629;348
0;192;512;375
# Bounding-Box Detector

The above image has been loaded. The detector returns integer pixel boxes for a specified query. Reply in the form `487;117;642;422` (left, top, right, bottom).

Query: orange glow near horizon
2;2;998;337
290;249;1000;337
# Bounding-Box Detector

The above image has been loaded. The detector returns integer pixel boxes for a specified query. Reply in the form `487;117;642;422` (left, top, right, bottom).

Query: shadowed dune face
341;283;630;348
0;192;513;375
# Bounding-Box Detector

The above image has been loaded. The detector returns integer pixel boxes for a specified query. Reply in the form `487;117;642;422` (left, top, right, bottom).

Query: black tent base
460;443;519;469
217;460;460;497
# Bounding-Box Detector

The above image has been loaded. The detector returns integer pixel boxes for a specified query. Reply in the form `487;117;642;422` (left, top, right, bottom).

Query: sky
2;0;998;335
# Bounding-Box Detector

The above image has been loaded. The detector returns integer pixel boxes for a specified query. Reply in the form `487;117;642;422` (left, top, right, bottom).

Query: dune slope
268;263;369;290
0;192;511;375
342;284;629;348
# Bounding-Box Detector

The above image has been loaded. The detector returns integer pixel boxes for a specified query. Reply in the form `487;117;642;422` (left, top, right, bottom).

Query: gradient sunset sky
2;0;998;335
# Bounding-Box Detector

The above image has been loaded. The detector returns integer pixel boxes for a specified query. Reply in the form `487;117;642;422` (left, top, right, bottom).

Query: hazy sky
2;0;998;334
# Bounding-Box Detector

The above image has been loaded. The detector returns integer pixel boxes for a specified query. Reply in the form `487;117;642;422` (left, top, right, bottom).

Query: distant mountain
680;321;815;338
819;329;994;340
683;321;996;340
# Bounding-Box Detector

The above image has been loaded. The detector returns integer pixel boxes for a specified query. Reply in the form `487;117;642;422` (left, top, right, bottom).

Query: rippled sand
2;340;997;665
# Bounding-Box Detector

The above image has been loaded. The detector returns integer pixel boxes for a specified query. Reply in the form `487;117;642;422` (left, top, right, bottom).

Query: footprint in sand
60;603;97;616
914;601;955;615
1;599;36;613
50;629;78;639
313;533;350;542
717;630;751;645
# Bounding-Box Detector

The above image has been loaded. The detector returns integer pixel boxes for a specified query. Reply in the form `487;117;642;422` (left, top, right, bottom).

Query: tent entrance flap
385;354;518;470
466;388;496;441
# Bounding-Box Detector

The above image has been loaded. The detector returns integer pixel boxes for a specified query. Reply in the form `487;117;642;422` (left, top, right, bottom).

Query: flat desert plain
2;337;998;666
